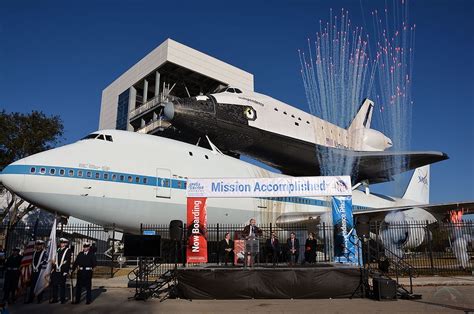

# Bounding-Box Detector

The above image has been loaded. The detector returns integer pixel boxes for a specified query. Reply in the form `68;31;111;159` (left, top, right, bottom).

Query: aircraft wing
336;149;449;184
241;129;448;185
353;201;474;221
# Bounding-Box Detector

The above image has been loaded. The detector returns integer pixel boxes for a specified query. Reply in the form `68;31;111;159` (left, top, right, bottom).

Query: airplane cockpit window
234;88;242;94
81;133;99;140
80;133;113;142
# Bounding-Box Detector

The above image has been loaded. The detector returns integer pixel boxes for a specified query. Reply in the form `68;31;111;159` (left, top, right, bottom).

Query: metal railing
0;221;472;279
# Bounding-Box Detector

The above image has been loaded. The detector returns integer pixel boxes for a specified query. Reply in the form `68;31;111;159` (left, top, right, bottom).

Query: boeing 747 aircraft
1;130;471;239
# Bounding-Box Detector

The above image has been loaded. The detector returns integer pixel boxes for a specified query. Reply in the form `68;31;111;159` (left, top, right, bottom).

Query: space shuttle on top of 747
160;86;447;184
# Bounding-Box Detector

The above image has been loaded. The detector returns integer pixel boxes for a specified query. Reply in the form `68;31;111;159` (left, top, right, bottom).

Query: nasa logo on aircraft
417;169;428;188
243;107;257;121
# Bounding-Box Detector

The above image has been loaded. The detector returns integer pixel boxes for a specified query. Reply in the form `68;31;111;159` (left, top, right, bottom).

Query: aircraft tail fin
403;165;430;203
348;99;374;131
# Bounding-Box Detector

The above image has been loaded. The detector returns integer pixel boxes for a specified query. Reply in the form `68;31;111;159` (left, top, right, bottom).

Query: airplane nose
1;162;26;193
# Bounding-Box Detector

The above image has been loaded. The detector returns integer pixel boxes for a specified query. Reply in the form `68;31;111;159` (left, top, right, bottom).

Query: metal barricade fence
0;221;472;278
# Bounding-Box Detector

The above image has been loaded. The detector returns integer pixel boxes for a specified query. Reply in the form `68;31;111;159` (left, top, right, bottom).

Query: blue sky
0;0;472;204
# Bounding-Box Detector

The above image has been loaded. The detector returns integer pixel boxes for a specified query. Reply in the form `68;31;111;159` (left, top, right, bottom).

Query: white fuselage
0;130;433;232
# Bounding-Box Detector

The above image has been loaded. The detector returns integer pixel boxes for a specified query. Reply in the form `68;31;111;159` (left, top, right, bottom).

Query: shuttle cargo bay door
156;168;171;198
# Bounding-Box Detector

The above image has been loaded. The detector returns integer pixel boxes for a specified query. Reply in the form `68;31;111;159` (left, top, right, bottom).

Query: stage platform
176;263;362;299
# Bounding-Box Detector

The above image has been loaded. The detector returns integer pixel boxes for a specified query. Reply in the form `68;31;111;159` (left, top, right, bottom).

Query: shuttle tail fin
348;99;374;131
403;165;430;203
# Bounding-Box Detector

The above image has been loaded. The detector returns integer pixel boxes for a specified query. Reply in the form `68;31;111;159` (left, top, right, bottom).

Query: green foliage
0;110;64;171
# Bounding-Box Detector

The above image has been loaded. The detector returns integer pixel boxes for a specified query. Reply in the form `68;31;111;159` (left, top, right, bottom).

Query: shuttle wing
263;135;448;184
333;149;449;184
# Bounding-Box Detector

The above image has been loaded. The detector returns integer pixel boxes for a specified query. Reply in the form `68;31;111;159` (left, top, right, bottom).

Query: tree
0;110;64;227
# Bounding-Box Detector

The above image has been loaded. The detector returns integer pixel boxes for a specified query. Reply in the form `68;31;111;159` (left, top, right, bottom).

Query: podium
244;236;259;267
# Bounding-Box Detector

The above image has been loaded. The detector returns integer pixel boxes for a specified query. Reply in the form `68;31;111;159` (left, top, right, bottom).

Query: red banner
186;197;208;263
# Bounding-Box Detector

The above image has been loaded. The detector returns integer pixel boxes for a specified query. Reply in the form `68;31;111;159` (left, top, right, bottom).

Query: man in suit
72;242;97;305
287;232;300;266
218;232;234;266
27;240;46;303
265;232;280;266
2;247;22;303
242;218;263;239
51;238;72;304
241;218;262;267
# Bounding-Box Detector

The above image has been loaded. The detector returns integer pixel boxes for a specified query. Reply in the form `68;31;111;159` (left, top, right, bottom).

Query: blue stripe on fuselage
1;164;371;211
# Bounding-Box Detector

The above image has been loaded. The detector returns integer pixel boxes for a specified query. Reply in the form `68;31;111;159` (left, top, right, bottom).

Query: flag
34;219;57;296
16;241;35;297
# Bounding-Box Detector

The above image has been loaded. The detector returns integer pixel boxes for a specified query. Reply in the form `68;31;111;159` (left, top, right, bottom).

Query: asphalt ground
3;285;474;314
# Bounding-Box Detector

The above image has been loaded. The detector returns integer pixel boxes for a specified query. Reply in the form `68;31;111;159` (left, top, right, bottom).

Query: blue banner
331;196;361;265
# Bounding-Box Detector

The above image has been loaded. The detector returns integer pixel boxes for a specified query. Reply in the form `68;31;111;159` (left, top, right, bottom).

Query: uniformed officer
72;242;97;304
50;238;72;304
2;247;22;303
27;240;46;303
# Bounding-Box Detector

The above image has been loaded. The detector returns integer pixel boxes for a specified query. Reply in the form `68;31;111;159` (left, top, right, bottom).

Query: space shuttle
160;87;447;183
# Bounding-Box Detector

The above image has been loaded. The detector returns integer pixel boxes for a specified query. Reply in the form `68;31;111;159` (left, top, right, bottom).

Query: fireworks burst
300;0;416;191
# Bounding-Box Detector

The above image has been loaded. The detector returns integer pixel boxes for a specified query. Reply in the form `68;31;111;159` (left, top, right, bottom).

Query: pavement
2;275;474;313
4;286;474;314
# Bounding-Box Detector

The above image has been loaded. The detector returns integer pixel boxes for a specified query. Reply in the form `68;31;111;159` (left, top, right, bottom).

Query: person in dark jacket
218;233;234;266
72;242;97;304
286;232;300;266
265;232;281;266
2;248;22;303
50;238;72;304
27;240;46;303
304;232;317;264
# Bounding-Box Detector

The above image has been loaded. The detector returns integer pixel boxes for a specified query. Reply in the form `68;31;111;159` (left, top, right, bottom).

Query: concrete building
99;38;254;139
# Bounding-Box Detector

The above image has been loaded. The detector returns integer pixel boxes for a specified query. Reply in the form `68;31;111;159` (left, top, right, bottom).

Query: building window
116;89;130;130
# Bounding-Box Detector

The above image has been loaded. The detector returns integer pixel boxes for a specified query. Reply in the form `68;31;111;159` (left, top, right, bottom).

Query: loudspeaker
123;234;161;257
372;277;397;301
169;220;183;241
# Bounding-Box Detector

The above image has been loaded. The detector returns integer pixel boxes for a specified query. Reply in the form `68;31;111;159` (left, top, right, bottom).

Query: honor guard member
27;240;46;303
51;238;72;304
2;247;22;303
72;242;97;304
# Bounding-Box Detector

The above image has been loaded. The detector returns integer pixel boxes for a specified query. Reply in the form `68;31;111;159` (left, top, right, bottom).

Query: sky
0;0;473;204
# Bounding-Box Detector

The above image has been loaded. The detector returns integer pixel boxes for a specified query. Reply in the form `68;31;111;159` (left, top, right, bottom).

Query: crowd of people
1;238;97;305
218;218;321;266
